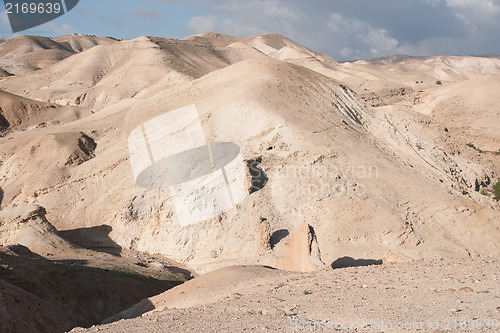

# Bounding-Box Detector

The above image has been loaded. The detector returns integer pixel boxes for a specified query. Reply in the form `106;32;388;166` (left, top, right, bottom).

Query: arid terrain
0;32;499;332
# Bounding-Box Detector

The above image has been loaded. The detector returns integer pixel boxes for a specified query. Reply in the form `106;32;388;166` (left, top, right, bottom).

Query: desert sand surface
72;258;500;333
0;32;499;332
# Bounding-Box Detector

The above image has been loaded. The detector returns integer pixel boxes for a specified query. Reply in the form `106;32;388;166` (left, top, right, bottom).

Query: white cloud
179;0;500;60
187;16;218;33
428;0;500;24
182;0;409;59
324;13;401;58
0;11;76;38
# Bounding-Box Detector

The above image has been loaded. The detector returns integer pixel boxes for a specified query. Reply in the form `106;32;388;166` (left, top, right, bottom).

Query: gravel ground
72;257;500;332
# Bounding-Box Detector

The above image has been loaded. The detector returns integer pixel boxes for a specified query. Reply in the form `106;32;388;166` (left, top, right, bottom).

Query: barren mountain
0;35;116;76
0;89;91;133
0;32;498;332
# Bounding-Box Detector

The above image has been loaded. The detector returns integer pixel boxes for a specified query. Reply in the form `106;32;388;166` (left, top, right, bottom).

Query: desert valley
0;32;499;332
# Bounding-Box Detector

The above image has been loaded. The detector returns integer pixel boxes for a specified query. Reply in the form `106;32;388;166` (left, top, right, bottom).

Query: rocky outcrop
253;217;271;252
0;244;181;333
0;204;74;254
64;132;97;166
276;222;325;272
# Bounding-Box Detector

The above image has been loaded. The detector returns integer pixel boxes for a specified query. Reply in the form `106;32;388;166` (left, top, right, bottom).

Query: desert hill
0;32;498;272
0;35;116;76
0;243;186;333
0;89;92;132
0;205;191;332
0;32;498;332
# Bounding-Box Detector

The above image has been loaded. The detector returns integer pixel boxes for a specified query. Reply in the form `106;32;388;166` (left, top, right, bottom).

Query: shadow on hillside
270;229;289;249
331;256;383;269
102;298;156;325
59;225;122;256
162;265;196;280
0;113;9;130
0;187;3;208
0;244;180;333
247;157;268;193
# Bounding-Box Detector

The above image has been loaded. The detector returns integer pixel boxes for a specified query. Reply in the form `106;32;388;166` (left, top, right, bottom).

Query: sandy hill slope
0;35;117;75
242;33;337;73
0;30;499;332
53;35;118;53
0;35;73;58
0;204;192;333
72;258;500;333
183;32;242;47
0;32;497;278
0;89;91;132
0;29;498;279
0;244;185;333
0;35;272;111
326;55;500;93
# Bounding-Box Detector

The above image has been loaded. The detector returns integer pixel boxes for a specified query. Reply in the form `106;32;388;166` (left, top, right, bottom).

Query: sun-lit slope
182;31;242;47
327;55;500;93
149;35;267;79
240;33;338;73
328;56;500;206
0;35;271;111
53;34;118;53
0;35;73;58
3;53;497;275
0;33;498;275
414;74;500;149
242;33;317;59
0;89;91;131
0;35;117;76
0;35;73;75
0;37;174;109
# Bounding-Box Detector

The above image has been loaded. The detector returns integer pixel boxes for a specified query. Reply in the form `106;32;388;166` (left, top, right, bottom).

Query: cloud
187;16;218;33
133;7;163;21
0;11;76;38
325;13;400;59
157;0;500;60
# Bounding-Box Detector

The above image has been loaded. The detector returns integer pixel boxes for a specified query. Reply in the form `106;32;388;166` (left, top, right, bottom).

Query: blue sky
1;0;499;61
0;1;197;40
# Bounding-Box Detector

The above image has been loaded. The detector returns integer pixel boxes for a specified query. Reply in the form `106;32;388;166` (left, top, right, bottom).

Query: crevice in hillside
0;109;10;130
270;229;289;249
247;157;268;194
65;133;97;166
